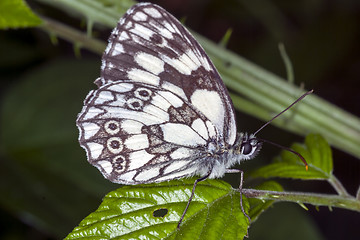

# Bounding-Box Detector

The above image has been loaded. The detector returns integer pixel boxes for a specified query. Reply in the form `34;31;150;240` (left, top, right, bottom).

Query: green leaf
65;179;250;240
248;181;283;221
0;0;42;29
251;133;333;180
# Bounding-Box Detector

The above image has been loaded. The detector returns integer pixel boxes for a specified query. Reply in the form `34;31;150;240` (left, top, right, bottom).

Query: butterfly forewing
98;3;237;145
76;3;239;184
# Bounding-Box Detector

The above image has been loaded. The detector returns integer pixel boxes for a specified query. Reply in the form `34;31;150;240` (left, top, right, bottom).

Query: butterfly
76;2;305;228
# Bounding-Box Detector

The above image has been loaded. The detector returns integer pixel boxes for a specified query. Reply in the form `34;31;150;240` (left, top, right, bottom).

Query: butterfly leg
225;169;251;224
177;172;211;229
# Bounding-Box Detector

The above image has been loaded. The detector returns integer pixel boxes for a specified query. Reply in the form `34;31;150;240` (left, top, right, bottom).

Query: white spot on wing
161;50;201;75
161;123;206;146
159;27;173;39
130;23;153;41
121;119;144;134
107;83;134;93
94;91;114;105
163;22;176;33
82;122;100;140
206;121;217;139
119;31;130;41
157;91;183;108
127;69;160;85
111;43;124;56
133;11;147;21
128;150;154;170
97;160;112;174
87;142;103;159
150;94;171;111
107;95;126;107
161;55;190;75
143;7;162;18
118;170;137;182
191;118;208;140
124;134;149;150
134;52;164;75
170;148;193;160
124;21;133;30
163;160;190;175
161;81;187;100
191;90;224;137
135;168;159;181
194;49;212;72
183;49;201;71
82;107;105;121
143;103;169;120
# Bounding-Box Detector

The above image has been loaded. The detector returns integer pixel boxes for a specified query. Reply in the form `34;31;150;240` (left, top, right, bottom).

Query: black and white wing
76;3;237;184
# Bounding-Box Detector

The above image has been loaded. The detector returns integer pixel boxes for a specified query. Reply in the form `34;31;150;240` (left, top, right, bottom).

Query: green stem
328;175;351;197
278;42;294;84
242;188;360;212
39;17;106;55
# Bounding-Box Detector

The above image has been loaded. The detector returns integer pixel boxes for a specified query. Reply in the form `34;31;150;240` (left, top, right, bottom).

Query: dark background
1;0;359;239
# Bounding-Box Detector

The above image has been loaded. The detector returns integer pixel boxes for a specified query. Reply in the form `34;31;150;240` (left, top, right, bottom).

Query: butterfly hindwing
77;81;221;184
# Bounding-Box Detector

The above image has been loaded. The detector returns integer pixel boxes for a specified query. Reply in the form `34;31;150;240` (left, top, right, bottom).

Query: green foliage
0;0;42;29
251;134;333;180
219;28;233;48
65;179;250;240
2;1;360;239
0;59;116;236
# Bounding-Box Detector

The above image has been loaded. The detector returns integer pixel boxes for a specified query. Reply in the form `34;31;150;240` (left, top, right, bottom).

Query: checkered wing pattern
76;3;239;184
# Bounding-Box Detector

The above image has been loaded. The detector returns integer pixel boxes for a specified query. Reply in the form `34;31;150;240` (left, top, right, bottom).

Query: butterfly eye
242;142;253;155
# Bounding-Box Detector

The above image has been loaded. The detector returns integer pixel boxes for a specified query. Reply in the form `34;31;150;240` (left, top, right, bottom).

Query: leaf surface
251;134;333;180
66;179;250;240
0;0;42;29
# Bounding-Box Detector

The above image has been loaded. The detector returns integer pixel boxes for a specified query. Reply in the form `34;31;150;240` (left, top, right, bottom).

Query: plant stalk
242;188;360;212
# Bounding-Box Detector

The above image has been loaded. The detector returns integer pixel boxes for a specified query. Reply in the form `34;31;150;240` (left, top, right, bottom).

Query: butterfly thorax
199;132;262;179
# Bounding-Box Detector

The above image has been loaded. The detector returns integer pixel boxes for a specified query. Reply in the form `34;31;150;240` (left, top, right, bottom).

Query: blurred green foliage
1;0;360;239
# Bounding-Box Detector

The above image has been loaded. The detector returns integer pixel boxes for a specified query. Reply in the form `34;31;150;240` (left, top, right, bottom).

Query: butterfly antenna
253;90;313;136
253;89;313;170
257;137;308;170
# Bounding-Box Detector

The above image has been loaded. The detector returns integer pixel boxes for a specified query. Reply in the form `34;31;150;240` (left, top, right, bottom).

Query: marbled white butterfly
76;2;308;228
